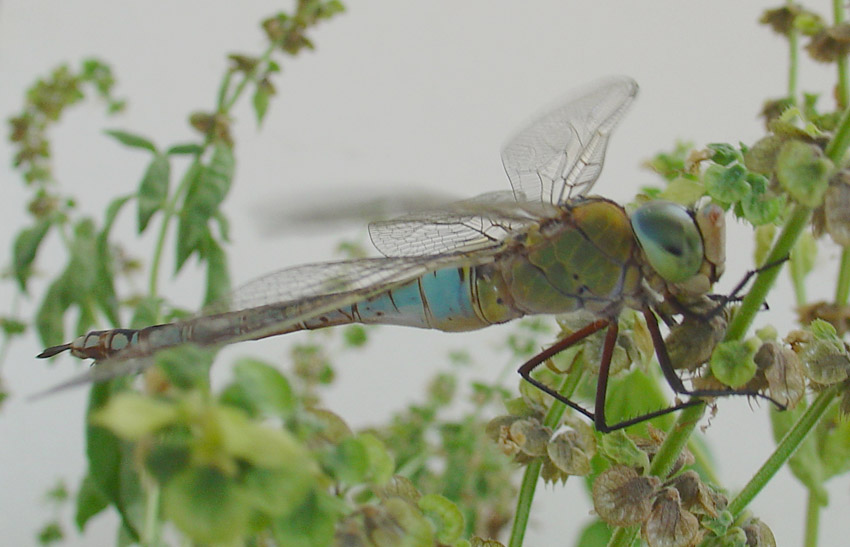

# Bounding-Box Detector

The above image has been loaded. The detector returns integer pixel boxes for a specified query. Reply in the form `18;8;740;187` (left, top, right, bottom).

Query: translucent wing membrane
203;252;489;315
368;191;559;257
500;76;638;206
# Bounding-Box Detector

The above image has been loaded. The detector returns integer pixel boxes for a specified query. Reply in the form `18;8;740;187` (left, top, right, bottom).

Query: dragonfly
38;76;765;432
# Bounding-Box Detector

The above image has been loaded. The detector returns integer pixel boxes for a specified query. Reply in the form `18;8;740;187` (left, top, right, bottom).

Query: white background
1;1;848;545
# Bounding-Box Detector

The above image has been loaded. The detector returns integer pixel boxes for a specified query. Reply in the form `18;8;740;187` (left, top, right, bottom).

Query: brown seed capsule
642;488;701;547
667;470;727;518
824;178;850;246
592;465;661;526
742;517;777;547
755;340;805;408
546;429;594;478
798;301;850;337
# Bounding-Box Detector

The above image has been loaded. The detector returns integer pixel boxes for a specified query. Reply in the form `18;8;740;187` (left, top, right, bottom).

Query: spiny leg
517;319;609;423
642;308;787;410
517;318;703;432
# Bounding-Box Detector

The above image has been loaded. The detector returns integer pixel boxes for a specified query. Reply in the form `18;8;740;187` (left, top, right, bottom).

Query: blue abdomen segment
334;266;489;332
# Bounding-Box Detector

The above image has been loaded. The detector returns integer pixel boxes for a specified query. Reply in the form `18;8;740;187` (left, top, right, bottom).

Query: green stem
222;45;276;112
725;204;812;341
508;363;585;547
787;0;798;102
142;477;162;546
606;402;706;547
836;249;850;305
727;385;840;516
834;0;849;109
804;487;822;547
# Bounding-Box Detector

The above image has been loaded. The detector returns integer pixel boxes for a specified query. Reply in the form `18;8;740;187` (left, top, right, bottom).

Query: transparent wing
501;76;638;206
202;252;490;314
367;191;558;257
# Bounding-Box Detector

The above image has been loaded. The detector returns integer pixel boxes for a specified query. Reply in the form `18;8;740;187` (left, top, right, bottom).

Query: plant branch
726;384;840;516
508;362;585;547
725;204;812;341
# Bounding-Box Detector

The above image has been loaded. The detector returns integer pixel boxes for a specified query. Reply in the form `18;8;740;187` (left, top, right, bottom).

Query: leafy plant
5;1;850;546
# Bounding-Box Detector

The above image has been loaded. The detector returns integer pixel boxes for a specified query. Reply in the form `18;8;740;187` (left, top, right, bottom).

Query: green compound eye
631;201;704;283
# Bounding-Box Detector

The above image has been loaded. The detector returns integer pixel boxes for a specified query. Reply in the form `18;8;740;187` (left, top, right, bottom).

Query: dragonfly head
631;201;725;295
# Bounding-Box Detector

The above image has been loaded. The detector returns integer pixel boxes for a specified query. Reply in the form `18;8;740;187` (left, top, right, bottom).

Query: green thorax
494;198;642;317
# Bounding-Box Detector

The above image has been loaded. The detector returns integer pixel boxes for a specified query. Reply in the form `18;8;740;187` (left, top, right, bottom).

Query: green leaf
91;392;180;440
103;129;156;152
604;368;670;433
85;383;142;540
358;433;395;485
327;436;370;484
162;467;252;544
145;442;191;483
710;339;759;388
201;234;230;306
176;145;234;270
599;430;651;471
253;83;271;125
137;153;170;232
776;140;832;207
231;358;295;418
152;345;214;390
74;473;109;530
575;519;612;547
703;164;751;204
130;296;161;328
272;490;338;547
13;218;51;291
241;466;316;517
418;494;464;544
166;142;204;155
215;405;314;468
36;280;70;347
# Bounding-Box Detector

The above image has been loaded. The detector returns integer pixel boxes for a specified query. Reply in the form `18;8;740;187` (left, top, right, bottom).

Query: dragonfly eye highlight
631;201;703;283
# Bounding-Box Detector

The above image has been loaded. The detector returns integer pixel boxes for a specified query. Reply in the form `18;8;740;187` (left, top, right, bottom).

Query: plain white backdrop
1;1;848;545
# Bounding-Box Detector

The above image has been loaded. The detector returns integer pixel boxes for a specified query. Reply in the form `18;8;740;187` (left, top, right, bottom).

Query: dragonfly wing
500;76;638;206
368;191;558;257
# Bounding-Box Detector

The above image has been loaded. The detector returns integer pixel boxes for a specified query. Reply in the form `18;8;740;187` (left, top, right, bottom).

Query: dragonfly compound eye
631;201;703;283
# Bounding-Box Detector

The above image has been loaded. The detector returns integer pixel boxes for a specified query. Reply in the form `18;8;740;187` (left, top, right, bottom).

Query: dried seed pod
375;475;421;505
742;517;777;547
798;301;850;337
667;470;727;518
545;429;594;478
798;339;850;385
824;178;850;246
665;312;727;372
592;465;661;526
642;488;701;547
755;340;806;408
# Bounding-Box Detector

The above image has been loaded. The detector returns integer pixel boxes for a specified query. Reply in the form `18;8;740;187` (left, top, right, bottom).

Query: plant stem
725;204;812;341
606;402;705;547
836;249;850;305
787;0;798;101
508;362;585;547
727;384;840;516
834;0;849;109
142;476;162;546
147;46;275;307
804;487;822;547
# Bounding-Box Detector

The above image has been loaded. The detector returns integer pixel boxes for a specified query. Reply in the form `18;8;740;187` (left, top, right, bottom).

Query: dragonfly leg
517;319;609;423
643;308;787;411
